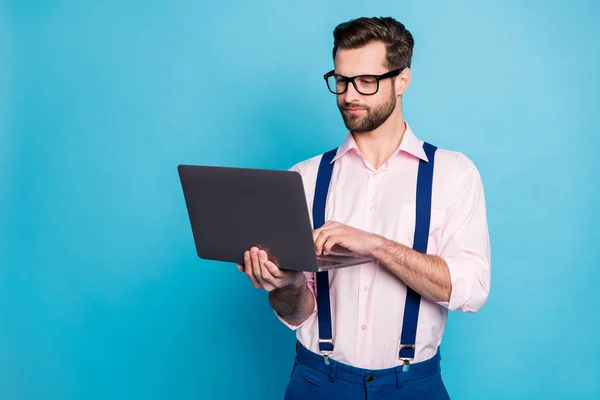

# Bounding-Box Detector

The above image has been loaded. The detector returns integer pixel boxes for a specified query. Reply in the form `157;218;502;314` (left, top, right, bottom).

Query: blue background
2;1;599;399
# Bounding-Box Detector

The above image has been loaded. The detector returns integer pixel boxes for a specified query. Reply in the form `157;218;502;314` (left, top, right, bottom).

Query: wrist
289;272;306;289
368;233;386;257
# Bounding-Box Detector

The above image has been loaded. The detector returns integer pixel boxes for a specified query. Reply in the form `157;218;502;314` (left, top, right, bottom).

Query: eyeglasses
323;67;405;95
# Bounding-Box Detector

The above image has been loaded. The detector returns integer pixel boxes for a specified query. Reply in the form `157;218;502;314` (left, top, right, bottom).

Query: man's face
333;42;397;133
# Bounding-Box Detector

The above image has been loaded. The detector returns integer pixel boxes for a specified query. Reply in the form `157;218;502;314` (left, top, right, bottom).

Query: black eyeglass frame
323;67;406;95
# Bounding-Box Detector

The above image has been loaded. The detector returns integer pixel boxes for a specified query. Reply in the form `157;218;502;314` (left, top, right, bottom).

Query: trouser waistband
294;341;441;387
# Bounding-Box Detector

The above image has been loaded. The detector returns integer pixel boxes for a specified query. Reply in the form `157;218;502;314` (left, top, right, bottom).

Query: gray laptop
177;164;372;272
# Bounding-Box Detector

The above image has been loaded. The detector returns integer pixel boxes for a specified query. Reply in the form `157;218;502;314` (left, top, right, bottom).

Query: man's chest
322;165;448;255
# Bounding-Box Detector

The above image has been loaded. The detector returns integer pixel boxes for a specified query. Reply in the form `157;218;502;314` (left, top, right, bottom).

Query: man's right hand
236;246;306;292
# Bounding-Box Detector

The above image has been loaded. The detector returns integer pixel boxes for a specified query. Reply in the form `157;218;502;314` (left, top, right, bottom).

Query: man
237;16;491;399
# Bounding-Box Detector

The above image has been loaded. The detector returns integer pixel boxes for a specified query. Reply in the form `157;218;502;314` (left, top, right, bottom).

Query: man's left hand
313;221;380;257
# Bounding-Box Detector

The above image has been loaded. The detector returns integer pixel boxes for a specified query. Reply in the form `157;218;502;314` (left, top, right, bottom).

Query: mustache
341;103;370;110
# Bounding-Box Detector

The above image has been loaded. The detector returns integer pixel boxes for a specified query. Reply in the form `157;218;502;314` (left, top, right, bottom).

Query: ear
395;67;412;97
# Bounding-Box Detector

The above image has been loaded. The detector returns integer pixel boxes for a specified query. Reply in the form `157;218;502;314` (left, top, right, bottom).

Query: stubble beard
338;91;396;134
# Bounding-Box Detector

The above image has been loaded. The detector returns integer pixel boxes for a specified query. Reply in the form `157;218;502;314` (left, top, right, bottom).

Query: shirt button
361;325;367;330
364;286;368;291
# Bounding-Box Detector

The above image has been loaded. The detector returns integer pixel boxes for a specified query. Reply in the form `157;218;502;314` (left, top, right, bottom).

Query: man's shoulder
430;144;484;201
288;152;331;176
287;150;337;199
432;146;479;175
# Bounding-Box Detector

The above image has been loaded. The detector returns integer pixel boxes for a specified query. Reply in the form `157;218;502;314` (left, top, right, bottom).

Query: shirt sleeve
436;158;491;313
273;272;318;330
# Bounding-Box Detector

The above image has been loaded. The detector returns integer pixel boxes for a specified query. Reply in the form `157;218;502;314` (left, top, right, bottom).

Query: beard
338;90;396;133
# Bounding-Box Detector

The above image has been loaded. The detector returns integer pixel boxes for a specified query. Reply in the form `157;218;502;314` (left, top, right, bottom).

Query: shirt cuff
437;255;477;312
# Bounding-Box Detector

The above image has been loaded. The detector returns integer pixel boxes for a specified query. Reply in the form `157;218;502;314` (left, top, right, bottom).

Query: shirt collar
330;122;429;164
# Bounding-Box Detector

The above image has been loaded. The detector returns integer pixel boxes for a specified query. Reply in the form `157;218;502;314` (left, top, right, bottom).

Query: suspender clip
401;359;410;372
399;344;415;372
319;338;334;365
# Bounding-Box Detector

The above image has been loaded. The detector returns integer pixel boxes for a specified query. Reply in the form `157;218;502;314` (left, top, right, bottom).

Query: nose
342;81;361;103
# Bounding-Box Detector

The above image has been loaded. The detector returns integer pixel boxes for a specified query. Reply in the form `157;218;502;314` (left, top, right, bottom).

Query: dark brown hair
332;17;414;70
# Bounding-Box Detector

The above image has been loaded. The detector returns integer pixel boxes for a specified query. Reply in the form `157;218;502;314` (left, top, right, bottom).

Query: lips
345;108;366;115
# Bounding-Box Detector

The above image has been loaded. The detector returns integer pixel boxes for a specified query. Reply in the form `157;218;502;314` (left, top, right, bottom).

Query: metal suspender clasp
401;359;410;372
399;344;415;353
399;344;415;372
319;338;334;365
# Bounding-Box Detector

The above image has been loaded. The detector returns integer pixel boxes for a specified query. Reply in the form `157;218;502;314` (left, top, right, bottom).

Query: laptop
177;164;373;272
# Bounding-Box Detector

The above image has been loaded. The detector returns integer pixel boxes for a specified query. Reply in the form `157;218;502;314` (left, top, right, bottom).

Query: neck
352;109;406;170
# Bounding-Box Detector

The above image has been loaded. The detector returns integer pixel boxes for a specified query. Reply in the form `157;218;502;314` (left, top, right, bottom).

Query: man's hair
332;17;414;70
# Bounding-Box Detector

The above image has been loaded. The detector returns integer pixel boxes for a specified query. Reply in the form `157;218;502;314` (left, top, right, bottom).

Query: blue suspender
313;148;338;365
312;142;438;369
398;141;437;370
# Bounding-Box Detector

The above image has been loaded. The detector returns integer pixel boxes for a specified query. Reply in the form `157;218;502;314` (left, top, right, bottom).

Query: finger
331;244;351;254
250;247;265;288
314;231;325;255
312;227;321;243
258;251;277;282
312;223;333;241
244;250;260;288
244;251;260;288
314;230;333;255
260;268;278;292
263;260;283;279
257;252;281;292
236;264;244;272
262;262;288;292
322;235;340;255
262;281;277;292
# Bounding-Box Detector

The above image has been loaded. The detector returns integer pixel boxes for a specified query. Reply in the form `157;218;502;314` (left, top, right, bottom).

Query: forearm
370;236;451;303
268;279;315;326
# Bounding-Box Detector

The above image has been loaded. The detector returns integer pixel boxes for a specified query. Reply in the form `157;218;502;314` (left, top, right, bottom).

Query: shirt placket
356;172;379;365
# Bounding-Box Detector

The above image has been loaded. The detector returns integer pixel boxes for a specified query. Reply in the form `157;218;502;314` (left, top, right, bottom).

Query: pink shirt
276;122;491;370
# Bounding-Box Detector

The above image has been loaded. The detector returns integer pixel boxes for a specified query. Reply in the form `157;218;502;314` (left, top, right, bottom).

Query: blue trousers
284;342;451;399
